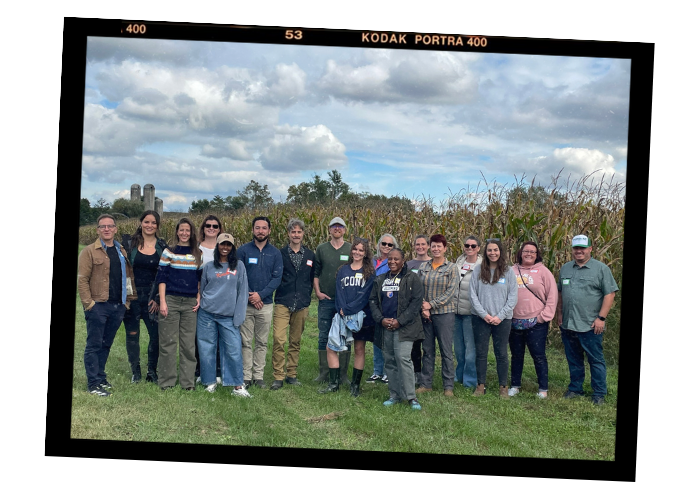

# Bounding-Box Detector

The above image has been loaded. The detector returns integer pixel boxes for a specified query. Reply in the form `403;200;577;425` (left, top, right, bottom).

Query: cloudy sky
82;37;631;211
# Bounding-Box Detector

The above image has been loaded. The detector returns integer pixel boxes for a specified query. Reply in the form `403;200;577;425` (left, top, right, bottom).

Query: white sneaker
537;391;548;399
380;375;389;384
196;376;202;384
232;386;252;398
216;377;222;384
507;387;520;397
205;382;217;393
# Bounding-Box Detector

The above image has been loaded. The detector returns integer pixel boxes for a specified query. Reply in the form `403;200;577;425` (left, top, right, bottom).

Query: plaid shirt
418;259;459;315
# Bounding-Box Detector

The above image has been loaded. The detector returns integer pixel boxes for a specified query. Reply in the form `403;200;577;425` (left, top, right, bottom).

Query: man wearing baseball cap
556;234;619;405
313;216;352;384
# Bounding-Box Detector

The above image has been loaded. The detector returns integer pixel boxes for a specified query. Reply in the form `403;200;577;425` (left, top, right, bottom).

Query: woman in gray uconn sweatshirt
469;239;518;399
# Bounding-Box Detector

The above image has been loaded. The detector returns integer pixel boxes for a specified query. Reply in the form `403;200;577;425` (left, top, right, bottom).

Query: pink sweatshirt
511;262;558;322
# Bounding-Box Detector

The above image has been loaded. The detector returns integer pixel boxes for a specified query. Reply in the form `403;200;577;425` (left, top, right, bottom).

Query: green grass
72;245;618;458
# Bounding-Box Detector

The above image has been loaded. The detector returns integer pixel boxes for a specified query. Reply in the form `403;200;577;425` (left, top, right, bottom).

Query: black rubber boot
349;368;363;397
319;368;340;394
314;350;330;383
339;347;351;385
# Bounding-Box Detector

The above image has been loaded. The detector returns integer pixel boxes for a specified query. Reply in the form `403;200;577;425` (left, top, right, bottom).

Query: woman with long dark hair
123;210;167;383
320;238;375;395
508;241;557;399
369;248;424;410
197;233;251;397
156;217;202;390
469;239;518;398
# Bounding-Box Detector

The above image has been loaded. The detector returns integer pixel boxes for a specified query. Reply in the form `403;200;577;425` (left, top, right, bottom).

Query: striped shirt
156;245;201;297
418;259;459;315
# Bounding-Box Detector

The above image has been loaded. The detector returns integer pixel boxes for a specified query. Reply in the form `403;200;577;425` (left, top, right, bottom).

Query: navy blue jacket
237;240;283;305
274;244;315;310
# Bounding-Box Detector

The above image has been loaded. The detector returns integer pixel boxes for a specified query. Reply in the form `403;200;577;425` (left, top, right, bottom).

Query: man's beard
254;234;269;243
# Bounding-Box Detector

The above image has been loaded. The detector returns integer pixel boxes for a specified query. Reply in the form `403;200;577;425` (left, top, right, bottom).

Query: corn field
78;173;625;358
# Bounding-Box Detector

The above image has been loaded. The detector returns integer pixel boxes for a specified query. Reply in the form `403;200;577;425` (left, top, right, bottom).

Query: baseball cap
329;217;346;227
571;235;591;248
217;233;235;245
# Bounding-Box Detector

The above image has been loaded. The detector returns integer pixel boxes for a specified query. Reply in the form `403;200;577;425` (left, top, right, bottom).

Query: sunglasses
205;223;220;229
464;243;478;249
380;242;394;247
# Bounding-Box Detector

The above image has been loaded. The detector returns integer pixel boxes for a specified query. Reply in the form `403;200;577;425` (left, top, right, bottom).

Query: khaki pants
158;295;197;389
272;304;308;380
240;303;274;380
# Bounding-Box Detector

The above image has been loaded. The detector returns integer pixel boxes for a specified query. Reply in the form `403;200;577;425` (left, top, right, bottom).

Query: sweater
335;264;375;325
199;260;249;326
468;265;519;320
155;245;201;298
511;262;558;322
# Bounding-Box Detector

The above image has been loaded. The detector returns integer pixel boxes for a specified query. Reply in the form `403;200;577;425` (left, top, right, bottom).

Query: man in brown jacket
78;214;137;396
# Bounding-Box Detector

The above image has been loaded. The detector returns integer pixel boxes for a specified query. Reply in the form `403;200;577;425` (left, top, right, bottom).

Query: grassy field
71;244;618;459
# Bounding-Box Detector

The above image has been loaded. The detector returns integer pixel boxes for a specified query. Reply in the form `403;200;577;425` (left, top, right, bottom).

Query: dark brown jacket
78;239;137;310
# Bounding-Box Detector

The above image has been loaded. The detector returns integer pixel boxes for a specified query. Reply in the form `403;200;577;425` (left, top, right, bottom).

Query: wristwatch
597;315;606;321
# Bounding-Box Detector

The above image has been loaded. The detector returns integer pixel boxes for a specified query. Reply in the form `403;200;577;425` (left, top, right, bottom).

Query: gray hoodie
469;264;518;320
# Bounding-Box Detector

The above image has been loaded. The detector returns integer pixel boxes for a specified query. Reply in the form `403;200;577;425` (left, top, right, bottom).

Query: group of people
78;213;618;408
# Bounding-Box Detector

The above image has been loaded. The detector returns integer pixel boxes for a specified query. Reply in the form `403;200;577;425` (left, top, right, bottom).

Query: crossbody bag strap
517;265;546;306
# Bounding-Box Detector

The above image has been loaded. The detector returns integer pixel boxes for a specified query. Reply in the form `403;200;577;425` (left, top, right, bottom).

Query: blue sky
82;38;630;211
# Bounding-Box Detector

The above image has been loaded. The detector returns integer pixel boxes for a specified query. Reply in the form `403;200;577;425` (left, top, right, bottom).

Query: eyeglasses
464;243;478;249
97;224;116;229
205;224;220;229
521;250;537;254
380;242;394;247
330;225;345;229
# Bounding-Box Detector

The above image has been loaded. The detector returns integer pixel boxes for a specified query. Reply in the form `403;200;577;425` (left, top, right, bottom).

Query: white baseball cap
571;235;591;248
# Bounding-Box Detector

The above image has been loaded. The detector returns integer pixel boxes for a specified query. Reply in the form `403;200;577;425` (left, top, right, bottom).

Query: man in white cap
313;216;352;384
556;234;619;405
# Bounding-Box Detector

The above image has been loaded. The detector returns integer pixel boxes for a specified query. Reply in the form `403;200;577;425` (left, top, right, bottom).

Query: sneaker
284;376;302;386
270;380;283;391
537;391;548;399
196;376;202;384
380;375;389;384
216;377;222;384
415;386;432;394
409;399;422;410
232;386;252;398
100;381;113;390
592;395;605;406
253;379;267;389
383;398;400;406
88;386;111;397
508;387;520;397
366;374;382;383
564;390;583;399
205;382;217;393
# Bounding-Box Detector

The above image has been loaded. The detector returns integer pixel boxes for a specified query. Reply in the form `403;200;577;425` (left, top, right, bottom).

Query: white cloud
527;147;623;180
259;124;347;172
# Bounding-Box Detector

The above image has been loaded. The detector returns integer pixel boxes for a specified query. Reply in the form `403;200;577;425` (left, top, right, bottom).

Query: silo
143;184;155;211
154;197;163;218
130;184;141;202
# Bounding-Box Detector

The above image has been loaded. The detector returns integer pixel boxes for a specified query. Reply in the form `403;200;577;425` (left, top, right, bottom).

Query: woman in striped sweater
156;218;202;390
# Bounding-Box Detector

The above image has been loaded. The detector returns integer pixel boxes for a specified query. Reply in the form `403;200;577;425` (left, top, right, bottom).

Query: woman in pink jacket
508;241;558;399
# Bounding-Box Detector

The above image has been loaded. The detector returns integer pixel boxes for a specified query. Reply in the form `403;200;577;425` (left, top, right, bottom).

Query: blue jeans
196;308;244;387
317;298;336;350
454;314;477;387
372;344;385;377
84;301;126;389
560;328;607;397
509;321;549;391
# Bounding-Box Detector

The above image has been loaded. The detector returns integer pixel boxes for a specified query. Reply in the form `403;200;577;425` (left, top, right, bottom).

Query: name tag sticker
462;264;471;270
563;279;570;285
340;255;349;261
412;269;419;273
306;260;313;266
355;273;363;279
248;257;258;264
531;269;538;273
186;254;194;260
497;277;506;284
